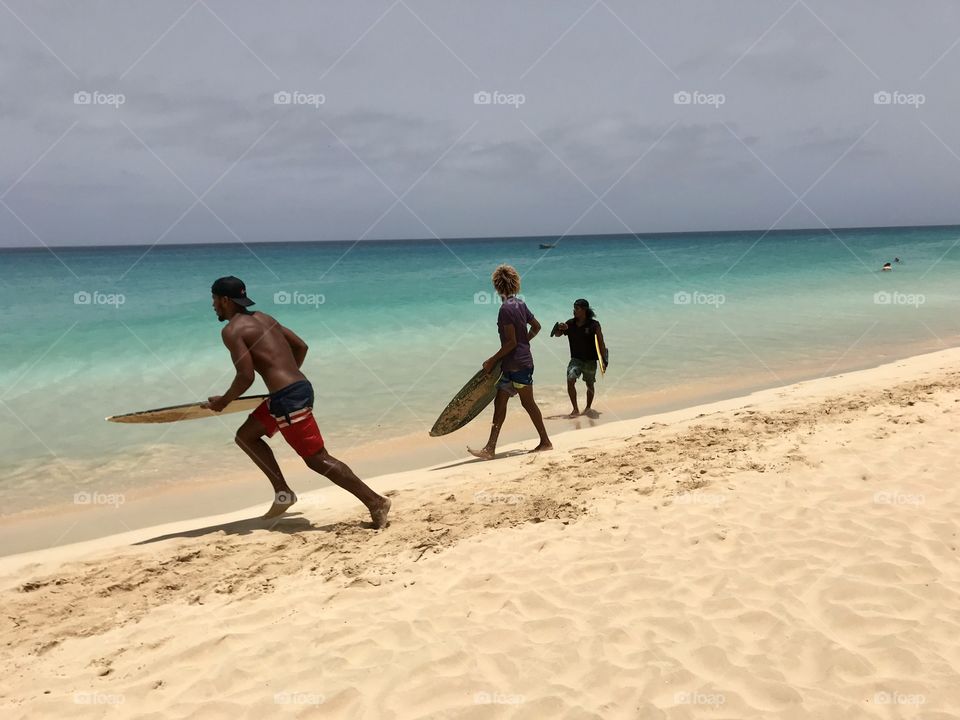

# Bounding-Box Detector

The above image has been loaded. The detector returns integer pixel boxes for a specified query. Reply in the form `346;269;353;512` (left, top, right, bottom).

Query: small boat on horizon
539;243;556;249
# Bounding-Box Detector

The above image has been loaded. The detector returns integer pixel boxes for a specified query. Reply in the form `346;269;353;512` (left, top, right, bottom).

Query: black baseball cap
211;276;255;307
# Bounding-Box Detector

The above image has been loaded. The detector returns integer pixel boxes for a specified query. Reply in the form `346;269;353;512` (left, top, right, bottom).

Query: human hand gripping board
106;395;269;424
429;360;502;437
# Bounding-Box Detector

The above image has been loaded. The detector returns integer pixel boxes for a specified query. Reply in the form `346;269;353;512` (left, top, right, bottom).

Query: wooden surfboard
429;362;502;437
106;394;269;424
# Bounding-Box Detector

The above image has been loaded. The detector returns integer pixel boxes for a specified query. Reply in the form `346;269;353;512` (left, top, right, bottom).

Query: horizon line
1;222;957;252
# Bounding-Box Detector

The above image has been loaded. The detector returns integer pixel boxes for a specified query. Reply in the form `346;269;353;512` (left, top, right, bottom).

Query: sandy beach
2;347;960;718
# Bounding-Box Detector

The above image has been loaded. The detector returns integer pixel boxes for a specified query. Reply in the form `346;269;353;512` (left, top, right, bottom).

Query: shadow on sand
545;409;602;420
133;512;342;545
430;448;529;471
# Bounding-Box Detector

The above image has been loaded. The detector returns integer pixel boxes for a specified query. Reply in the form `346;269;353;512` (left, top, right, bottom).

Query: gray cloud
1;0;959;247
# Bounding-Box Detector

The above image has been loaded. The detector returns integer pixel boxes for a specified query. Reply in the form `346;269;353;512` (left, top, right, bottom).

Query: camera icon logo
673;91;692;105
74;291;92;305
874;91;892;105
474;291;492;304
673;291;691;305
473;91;492;105
74;91;92;105
274;91;292;105
274;291;292;305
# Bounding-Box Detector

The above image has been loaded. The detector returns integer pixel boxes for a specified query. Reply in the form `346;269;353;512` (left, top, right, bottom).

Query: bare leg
567;378;580;417
517;384;552;452
235;416;297;518
585;381;595;412
304;448;391;528
468;389;509;460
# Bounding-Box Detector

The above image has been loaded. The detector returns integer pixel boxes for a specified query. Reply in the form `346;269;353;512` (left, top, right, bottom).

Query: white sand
2;348;960;718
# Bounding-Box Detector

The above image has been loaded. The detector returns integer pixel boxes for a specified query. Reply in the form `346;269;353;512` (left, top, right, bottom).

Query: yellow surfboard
595;334;606;376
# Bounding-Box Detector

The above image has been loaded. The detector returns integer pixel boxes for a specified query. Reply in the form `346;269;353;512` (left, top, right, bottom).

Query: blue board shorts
497;366;534;396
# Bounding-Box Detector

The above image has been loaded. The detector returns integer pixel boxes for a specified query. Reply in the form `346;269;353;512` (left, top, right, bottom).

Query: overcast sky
2;0;959;247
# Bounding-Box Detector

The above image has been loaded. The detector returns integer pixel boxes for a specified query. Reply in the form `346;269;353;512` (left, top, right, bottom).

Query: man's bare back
222;311;307;393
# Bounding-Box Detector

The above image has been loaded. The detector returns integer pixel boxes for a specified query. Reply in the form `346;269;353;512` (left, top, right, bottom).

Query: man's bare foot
263;490;297;519
369;496;391;529
529;442;553;453
583;408;599;419
467;446;495;461
567;409;581;418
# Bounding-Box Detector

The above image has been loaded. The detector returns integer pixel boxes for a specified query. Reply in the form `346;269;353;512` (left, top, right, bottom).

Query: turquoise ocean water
1;226;958;514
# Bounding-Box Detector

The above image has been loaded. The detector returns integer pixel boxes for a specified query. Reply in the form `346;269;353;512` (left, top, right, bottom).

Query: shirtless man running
203;276;391;526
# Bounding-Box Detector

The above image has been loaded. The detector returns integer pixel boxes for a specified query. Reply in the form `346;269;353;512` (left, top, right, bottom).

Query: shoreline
2;341;958;566
2;320;957;523
2;335;958;558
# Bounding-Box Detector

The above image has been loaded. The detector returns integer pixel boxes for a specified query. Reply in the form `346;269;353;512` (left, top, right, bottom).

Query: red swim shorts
251;381;325;458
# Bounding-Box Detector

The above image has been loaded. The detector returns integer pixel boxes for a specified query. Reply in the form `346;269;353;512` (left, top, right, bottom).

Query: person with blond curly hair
468;264;552;460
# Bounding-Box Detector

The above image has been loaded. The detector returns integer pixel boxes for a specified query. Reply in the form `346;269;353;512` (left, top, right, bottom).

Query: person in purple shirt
468;264;552;460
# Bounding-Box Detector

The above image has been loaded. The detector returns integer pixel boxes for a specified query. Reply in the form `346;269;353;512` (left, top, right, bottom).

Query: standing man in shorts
468;265;552;460
204;276;391;525
551;298;607;417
